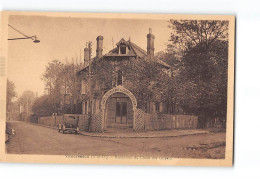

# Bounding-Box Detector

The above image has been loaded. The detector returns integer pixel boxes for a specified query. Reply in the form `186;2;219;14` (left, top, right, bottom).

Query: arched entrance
101;86;137;131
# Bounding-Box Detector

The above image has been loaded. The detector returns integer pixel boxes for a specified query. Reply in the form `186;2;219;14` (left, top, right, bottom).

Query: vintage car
58;123;79;134
58;115;80;134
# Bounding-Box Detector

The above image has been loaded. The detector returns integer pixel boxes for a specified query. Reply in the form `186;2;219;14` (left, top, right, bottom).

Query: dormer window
116;38;129;55
120;45;126;54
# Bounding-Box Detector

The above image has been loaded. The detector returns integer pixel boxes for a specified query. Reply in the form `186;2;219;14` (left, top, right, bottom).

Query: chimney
147;28;155;59
96;35;103;59
84;42;90;67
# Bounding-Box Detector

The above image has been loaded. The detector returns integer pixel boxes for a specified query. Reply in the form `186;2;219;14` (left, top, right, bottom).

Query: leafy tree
155;51;179;68
6;79;17;120
6;79;16;107
42;60;64;94
166;20;229;119
32;95;55;116
40;59;82;115
168;20;229;55
19;90;36;119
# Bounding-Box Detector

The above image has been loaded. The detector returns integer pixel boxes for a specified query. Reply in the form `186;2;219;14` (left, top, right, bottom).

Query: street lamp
7;24;40;43
8;35;40;43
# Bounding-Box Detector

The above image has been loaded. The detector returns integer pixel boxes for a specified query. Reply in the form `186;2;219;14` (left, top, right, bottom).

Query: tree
155;51;179;69
6;79;17;120
42;60;64;95
32;95;55;116
19;90;36;120
41;59;82;115
6;79;16;107
166;20;229;119
168;20;229;56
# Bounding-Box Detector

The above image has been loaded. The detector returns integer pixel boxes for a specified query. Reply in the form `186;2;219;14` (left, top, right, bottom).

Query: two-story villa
77;28;172;132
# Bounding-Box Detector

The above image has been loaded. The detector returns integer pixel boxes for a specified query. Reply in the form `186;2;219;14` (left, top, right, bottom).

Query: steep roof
78;38;172;73
155;58;172;69
103;38;146;58
128;41;147;58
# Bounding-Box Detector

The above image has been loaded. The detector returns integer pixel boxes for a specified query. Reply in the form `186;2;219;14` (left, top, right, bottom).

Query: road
6;121;226;159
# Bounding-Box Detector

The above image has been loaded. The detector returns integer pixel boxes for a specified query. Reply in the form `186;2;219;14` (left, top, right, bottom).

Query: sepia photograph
0;11;234;166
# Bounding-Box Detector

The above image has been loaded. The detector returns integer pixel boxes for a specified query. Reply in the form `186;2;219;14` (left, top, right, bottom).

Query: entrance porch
105;92;134;130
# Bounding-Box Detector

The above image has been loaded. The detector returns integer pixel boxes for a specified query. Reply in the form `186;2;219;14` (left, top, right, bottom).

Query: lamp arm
8;37;32;40
8;36;37;41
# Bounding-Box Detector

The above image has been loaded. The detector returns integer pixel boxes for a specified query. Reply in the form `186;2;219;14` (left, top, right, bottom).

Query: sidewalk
79;129;210;138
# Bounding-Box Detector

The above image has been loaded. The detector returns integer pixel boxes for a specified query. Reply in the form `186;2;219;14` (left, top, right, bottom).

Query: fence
30;112;226;132
144;112;198;131
206;117;226;129
33;112;198;132
36;114;90;131
38;116;55;126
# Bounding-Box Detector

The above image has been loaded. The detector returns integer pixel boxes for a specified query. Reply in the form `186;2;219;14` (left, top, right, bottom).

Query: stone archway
100;86;137;131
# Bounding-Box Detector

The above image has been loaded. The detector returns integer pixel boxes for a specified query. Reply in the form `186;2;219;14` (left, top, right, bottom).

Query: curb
78;131;210;139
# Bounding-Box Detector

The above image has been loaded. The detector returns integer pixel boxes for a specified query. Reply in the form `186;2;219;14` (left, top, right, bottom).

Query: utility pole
88;41;92;115
80;49;82;66
112;37;114;48
87;41;93;132
19;103;22;121
73;56;77;114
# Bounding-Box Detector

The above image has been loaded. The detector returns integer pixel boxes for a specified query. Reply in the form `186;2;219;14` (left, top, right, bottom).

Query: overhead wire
8;24;29;38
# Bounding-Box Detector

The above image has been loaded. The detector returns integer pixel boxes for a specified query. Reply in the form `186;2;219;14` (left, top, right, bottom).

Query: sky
7;15;172;97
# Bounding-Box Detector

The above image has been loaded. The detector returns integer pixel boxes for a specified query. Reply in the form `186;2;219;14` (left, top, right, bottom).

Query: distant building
77;28;172;132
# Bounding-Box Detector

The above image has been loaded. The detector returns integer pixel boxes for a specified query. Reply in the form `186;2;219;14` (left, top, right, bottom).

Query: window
85;101;88;114
117;70;123;86
155;102;160;112
120;46;126;54
89;101;92;114
81;80;86;94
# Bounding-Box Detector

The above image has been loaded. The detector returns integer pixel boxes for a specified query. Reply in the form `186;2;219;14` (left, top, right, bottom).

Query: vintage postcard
0;11;235;166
